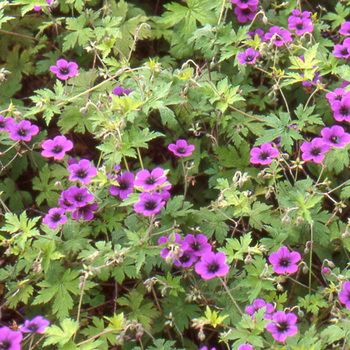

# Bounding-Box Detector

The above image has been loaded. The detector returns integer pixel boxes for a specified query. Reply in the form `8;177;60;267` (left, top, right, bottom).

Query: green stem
218;277;243;316
181;158;188;206
308;222;314;305
137;147;144;169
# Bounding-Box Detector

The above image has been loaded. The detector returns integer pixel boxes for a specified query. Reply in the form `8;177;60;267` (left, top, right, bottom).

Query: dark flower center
60;67;69;75
191;241;201;251
241;8;251;15
118;179;130;190
335;95;343;101
0;340;12;350
279;257;291;267
330;135;340;144
145;200;157;210
341;48;349;56
310;147;321;156
179;252;191;263
276;321;289;333
259;151;270;160
176;147;186;154
28;323;39;331
207;262;220;273
76;169;87;178
74;194;84;202
0;121;5;128
340;106;350;116
246;55;254;61
296;22;304;30
145;176;157;185
51;213;62;222
52;145;63;153
18;128;28;136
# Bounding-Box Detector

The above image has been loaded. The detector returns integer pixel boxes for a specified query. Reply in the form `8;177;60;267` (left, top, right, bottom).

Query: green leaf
43;318;79;346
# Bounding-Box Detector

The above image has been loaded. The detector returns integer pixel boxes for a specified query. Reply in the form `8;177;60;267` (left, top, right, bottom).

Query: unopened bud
302;265;309;274
322;267;331;274
298;309;304;318
277;283;284;292
328;261;335;269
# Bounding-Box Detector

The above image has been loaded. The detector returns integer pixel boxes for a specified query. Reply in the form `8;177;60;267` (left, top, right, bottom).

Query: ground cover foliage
2;0;350;349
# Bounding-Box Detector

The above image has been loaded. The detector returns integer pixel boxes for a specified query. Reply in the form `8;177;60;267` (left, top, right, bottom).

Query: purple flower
268;247;301;274
134;168;167;191
156;181;172;201
112;86;132;96
291;9;311;18
247;29;266;41
109;172;135;199
339;281;350;309
41;135;73;160
9;120;39;142
343;80;350;88
0;326;23;350
0;115;14;131
250;143;278;165
234;5;257;23
168;139;195;157
322;267;331;274
174;250;198;268
65;186;94;208
288;17;313;35
184;234;212;257
20;316;50;334
58;189;76;211
321;125;350;148
195;251;229;279
331;97;350;121
72;202;98;221
237;48;260;65
68;159;97;184
245;298;274;319
50;59;79;80
43;207;67;229
158;233;183;259
199;347;216;350
264;26;293;46
238;345;253;350
333;38;350;59
326;88;349;103
340;21;350;36
33;0;52;11
301;138;330;163
266;311;298;342
134;192;165;216
231;0;258;9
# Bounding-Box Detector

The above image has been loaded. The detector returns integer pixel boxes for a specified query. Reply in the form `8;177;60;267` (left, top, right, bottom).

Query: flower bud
277;283;284;292
302;265;309;274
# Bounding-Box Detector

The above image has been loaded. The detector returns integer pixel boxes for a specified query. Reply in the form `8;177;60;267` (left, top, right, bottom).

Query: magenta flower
109;172;135;199
301;138;330;163
331;97;350;121
247;29;266;41
264;26;293;46
195;251;229;279
0;326;23;350
237;48;260;65
321;125;350;148
158;233;183;259
50;59;79;80
112;86;132;96
134;192;165;216
288;17;313;35
65;186;94;208
134;168;167;191
234;5;257;23
20;316;50;334
58;189;76;211
41;135;73;160
0;115;14;131
33;0;52;11
339;281;350;309
68;159;97;184
266;311;298;342
72;202;98;221
245;298;274;320
238;345;253;350
326;88;349;103
250;143;278;165
231;0;258;9
9;120;39;142
184;234;212;257
340;21;350;36
174;249;198;268
156;181;172;201
333;38;350;59
291;9;311;18
43;207;67;229
168;139;195;157
268;246;301;274
199;347;216;350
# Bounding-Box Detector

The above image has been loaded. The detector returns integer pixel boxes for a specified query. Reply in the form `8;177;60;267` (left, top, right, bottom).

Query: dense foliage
1;0;350;349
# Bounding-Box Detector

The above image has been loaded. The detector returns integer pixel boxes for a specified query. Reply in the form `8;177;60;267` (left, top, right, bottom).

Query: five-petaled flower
109;172;135;199
300;138;330;163
245;298;274;319
184;234;212;257
68;159;98;184
20;316;50;334
50;59;79;80
134;192;165;216
41;135;73;160
339;281;350;310
237;48;260;65
168;139;195;157
9;120;39;142
43;207;67;229
266;311;298;342
0;326;23;350
268;246;301;274
250;143;279;165
134;168;167;191
321;125;350;148
0;115;14;131
195;251;229;279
